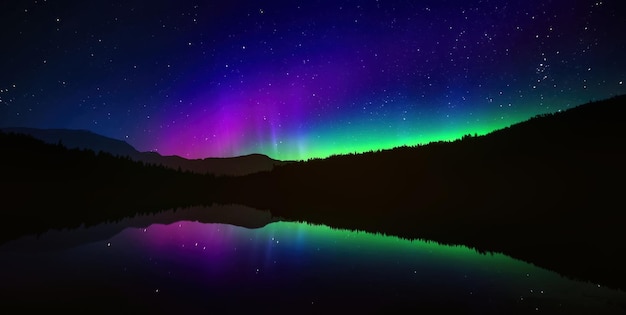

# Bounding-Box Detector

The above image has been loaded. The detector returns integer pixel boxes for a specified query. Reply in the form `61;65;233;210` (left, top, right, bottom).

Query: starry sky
1;0;625;160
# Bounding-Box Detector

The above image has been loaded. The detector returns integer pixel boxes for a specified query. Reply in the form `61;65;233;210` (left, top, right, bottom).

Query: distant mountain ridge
0;127;288;176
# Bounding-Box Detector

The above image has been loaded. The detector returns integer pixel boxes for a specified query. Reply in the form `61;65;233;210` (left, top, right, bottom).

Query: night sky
1;0;625;160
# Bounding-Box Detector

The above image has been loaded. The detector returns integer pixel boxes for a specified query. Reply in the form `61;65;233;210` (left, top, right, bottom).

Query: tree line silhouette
0;131;218;242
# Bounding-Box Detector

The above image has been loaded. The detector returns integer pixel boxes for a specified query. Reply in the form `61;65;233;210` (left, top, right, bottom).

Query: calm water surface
1;206;624;314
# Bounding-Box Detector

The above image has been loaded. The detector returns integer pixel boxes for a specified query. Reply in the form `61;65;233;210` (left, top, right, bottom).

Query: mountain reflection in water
0;206;624;314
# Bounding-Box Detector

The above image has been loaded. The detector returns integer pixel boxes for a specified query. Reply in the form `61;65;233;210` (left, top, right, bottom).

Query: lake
1;205;624;314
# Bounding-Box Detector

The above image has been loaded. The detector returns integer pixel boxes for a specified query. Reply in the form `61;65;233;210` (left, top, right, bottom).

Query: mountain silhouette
0;127;289;176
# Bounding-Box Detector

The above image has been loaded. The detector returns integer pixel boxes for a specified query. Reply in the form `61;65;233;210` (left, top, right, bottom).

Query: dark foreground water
1;206;624;314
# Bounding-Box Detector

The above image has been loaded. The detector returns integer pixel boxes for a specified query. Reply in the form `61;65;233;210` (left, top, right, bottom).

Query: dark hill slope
216;95;626;290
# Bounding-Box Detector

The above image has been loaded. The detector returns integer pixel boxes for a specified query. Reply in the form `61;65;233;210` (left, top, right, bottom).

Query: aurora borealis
1;0;625;160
